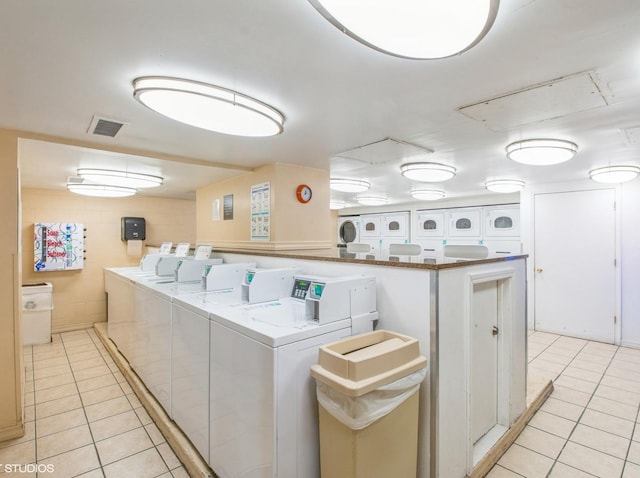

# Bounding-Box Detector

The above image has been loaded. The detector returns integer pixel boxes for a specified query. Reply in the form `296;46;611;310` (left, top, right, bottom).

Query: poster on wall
250;182;270;241
34;222;84;271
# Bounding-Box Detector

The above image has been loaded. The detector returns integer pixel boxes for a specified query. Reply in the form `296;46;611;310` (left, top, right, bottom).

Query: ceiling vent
87;115;126;137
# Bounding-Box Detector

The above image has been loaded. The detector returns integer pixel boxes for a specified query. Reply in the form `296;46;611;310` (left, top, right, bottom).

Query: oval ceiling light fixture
410;189;446;200
67;183;136;198
132;77;284;137
589;165;640;184
484;179;526;193
77;169;163;189
308;0;499;59
330;178;371;192
330;200;346;210
400;162;456;182
356;195;388;206
506;139;578;166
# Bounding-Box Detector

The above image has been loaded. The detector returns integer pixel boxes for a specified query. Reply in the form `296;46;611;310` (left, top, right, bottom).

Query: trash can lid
311;330;427;397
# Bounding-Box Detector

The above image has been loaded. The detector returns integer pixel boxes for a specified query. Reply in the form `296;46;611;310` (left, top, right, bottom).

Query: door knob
492;326;499;336
536;268;543;273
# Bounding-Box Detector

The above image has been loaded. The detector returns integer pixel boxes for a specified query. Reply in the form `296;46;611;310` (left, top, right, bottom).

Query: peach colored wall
21;188;196;332
0;131;23;440
197;163;332;250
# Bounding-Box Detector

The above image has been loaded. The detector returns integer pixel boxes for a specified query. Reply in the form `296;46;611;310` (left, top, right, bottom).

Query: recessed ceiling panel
332;137;433;165
458;72;609;131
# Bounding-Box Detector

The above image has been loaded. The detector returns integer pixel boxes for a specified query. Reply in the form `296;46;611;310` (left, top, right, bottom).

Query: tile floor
0;329;189;478
3;329;640;477
489;331;640;478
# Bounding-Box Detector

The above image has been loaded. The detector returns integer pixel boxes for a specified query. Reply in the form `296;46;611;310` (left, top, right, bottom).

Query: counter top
204;247;527;270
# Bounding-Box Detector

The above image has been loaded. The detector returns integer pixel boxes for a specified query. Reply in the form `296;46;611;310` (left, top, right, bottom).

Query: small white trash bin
22;282;53;345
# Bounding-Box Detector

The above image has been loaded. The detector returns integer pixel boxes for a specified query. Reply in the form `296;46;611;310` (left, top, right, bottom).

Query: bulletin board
250;182;270;241
34;222;85;271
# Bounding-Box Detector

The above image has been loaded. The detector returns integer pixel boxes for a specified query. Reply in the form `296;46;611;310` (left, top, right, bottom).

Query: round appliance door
339;220;357;244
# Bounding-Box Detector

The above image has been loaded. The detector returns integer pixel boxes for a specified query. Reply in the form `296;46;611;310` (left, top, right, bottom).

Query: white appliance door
415;211;445;238
447;208;482;239
534;188;616;343
484;206;520;238
360;215;382;239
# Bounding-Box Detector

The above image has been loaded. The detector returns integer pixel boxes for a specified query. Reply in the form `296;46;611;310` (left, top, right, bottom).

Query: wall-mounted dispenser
121;217;146;241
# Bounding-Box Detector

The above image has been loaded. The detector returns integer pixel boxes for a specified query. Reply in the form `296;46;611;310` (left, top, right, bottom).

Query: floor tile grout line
545;337;629;478
60;331;108;476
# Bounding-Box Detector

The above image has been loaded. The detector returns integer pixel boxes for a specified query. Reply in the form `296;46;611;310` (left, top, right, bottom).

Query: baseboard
0;423;25;443
52;321;104;335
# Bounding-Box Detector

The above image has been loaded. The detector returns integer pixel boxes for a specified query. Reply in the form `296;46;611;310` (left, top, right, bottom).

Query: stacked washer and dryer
337;204;521;263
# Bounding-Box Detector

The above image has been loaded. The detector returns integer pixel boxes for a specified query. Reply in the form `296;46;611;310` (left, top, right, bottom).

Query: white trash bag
316;366;427;430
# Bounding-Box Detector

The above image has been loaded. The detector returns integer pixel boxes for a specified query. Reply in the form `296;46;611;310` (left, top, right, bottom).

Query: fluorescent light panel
67;183;136;198
78;168;163;189
401;162;456;182
330;178;371;192
589;165;640;183
133;77;284;137
356;195;388;205
308;0;499;59
410;189;446;200
506;139;578;165
484;179;526;193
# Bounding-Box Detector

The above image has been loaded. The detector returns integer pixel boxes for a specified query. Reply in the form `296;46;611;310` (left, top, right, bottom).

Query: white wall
621;180;640;347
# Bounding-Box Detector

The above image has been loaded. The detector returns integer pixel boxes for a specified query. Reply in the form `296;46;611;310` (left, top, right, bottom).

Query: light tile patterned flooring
0;329;189;478
489;331;640;478
4;329;640;477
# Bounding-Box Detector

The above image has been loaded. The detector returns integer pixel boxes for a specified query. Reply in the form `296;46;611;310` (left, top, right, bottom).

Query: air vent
87;115;126;137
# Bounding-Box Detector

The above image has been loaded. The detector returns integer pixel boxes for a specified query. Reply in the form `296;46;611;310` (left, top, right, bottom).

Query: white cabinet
415;210;445;239
485;206;520;238
446;208;482;239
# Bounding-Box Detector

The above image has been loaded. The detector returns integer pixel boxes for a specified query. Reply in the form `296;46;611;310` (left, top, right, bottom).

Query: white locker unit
484;205;520;238
446;207;482;239
415;210;446;239
359;214;382;239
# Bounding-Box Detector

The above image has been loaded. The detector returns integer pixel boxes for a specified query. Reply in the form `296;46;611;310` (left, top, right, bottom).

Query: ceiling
2;0;640;204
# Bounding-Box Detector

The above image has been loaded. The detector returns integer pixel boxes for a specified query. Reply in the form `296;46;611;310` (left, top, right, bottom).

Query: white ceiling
2;0;640;204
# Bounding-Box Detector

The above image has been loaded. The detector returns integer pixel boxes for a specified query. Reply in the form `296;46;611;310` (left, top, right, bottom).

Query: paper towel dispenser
121;217;146;241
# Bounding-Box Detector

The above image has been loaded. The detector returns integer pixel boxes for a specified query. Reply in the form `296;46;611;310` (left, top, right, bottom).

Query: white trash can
22;282;53;345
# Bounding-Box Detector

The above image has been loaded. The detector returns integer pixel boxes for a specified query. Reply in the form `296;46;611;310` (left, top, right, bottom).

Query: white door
534;189;616;343
470;280;498;444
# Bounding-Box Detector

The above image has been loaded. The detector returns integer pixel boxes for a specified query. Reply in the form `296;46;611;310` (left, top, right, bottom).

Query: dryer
337;215;360;245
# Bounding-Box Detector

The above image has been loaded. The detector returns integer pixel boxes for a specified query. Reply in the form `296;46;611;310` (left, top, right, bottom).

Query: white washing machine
169;267;298;465
337;215;360;245
133;277;204;415
207;275;377;478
